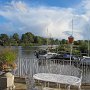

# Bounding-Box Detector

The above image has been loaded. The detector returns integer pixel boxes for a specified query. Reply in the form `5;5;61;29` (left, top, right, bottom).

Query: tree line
0;32;60;46
57;40;90;56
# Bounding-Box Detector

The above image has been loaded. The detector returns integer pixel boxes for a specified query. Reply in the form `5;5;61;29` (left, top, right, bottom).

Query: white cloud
0;0;90;40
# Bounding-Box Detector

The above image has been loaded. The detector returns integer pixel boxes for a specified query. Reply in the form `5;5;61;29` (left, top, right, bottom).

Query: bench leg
57;83;58;88
57;83;60;89
59;84;60;89
78;85;81;90
67;85;70;90
48;82;49;87
45;82;46;87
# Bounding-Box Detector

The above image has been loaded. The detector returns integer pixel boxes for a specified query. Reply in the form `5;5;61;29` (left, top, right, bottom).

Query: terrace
13;58;90;90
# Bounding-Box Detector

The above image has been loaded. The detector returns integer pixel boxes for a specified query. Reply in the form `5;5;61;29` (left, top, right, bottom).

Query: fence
14;58;90;84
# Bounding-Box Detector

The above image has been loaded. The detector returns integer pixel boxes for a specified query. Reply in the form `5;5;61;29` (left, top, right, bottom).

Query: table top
33;73;81;86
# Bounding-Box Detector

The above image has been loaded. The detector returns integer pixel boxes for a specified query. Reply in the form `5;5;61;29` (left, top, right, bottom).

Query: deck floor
42;86;90;90
36;84;90;90
15;77;90;90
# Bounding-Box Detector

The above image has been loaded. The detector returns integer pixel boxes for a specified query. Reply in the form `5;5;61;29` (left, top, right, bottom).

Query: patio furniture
33;73;82;90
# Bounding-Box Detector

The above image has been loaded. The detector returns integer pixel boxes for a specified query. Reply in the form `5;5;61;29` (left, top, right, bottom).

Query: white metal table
33;73;81;90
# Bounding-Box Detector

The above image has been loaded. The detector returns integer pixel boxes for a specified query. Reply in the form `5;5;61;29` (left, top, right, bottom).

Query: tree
12;33;19;42
78;42;88;53
54;39;60;45
9;33;20;46
0;34;9;46
74;41;79;45
34;36;47;45
21;32;34;46
61;39;67;44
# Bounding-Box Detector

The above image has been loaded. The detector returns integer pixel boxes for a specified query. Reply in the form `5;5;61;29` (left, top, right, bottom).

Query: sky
0;0;90;40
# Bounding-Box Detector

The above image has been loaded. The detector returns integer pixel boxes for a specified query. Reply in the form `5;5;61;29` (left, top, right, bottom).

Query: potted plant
0;47;17;89
0;48;17;72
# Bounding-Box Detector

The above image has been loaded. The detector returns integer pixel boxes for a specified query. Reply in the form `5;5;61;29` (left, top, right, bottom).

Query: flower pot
0;72;15;89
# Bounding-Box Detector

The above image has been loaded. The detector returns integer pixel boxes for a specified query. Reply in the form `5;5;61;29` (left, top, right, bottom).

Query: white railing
13;58;89;83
